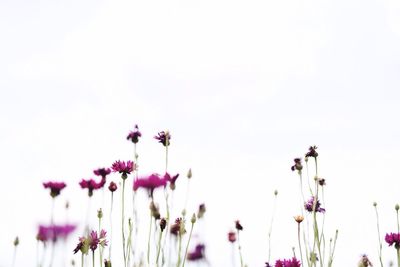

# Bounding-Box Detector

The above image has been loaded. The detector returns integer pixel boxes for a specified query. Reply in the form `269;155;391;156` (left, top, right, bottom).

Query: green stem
81;253;84;267
12;246;17;267
374;205;384;267
122;179;127;267
298;224;304;267
147;210;153;266
156;229;163;266
176;232;183;267
237;230;244;267
397;248;400;267
267;192;278;263
92;250;95;267
327;230;338;267
182;222;195;267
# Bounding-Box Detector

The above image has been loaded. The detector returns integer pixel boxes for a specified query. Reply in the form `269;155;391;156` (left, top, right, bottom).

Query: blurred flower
165;172;179;190
228;231;236;243
294;215;304;223
274;257;301;267
127;124;142;144
154;131;171;146
133;173;168;195
235;220;243;231
43;181;66;198
111;160;134;177
93;168;111;178
187;244;205;261
305;145;318;158
358;254;373;267
318;178;326;186
291;158;303;172
108;181;117;192
385;232;400;248
304;196;325;213
150;201;161;220
104;259;112;267
264;263;272;267
73;236;89;255
170;218;185;236
37;224;76;243
160;218;167;232
79;178;104;197
197;203;206;219
13;236;19;246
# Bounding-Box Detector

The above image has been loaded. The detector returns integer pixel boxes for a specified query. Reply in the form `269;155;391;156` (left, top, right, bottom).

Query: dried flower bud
97;209;103;219
235;220;243;231
187;168;192;179
318;178;326;186
65;201;70;210
396;204;399;211
104;259;112;267
294;215;304;223
274;190;278;196
191;213;197;224
13;236;19;246
160;218;167;232
373;202;377;207
150;201;161;220
197;203;206;219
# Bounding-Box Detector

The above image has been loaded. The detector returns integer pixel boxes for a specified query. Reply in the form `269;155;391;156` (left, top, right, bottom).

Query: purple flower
305;146;318;158
165;172;179;190
385;232;400;249
108;181;117;192
111;160;135;177
93;168;111;184
127;124;142;144
133;173;168;195
274;257;301;267
37;224;76;243
73;236;87;254
154;131;171;146
43;181;66;198
89;231;100;251
170;218;185;236
187;244;205;261
79;178;104;197
291;158;303;172
304;196;325;213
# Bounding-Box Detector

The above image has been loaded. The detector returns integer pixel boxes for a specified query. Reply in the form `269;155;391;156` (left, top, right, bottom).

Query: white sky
1;0;400;266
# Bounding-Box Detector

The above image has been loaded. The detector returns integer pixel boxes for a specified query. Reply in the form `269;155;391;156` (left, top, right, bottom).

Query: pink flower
108;181;117;192
79;178;104;197
385;232;400;248
127;124;142;144
187;244;205;261
111;160;135;177
154;131;171;146
133;173;168;195
93;168;111;178
37;224;76;242
228;231;236;243
275;257;301;267
43;181;66;198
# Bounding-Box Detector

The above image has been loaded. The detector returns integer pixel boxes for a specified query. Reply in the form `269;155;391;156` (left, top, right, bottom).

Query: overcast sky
1;0;400;266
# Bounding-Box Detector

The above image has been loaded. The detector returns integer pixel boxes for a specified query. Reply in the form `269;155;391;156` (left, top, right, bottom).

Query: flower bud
97;209;103;219
294;215;304;223
396;204;399;211
13;236;19;246
191;213;197;224
187;168;192;179
160;218;167;232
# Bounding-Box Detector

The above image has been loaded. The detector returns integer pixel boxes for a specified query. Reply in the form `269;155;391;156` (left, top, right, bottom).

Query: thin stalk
182;222;195;267
147;211;153;266
156;230;163;266
374;204;384;267
121;179;127;267
92;250;95;267
108;193;114;261
397;248;400;267
81;253;84;267
396;208;400;233
12;245;17;267
267;192;278;263
237;230;244;267
176;232;183;267
297;223;304;267
327;230;338;267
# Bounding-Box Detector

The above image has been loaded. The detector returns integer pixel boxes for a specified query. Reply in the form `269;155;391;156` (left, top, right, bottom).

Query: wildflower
187;244;205;261
358;254;373;267
133;173;168;196
291;158;303;172
165;172;179;190
228;231;236;243
160;218;167;231
73;236;89;254
79;178;104;197
37;224;76;243
235;220;243;231
304;196;325;213
170;218;185;236
318;178;326;186
108;181;117;192
197;203;206;219
274;257;301;267
43;181;66;198
294;215;304;223
154;131;171;146
127;124;142;144
187;168;192;179
94;168;111;186
99;229;108;247
385;232;400;249
305;145;318;158
111;160;135;178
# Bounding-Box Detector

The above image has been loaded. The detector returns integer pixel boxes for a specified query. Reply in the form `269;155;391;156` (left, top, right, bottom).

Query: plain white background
1;0;400;266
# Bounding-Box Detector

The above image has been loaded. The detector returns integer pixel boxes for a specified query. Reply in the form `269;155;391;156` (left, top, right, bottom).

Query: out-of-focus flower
165;172;179;190
197;203;206;219
318;178;326;186
93;168;111;178
274;257;301;267
170;218;185;236
133;173;168;195
37;224;76;243
235;220;243;231
43;181;66;198
385;233;400;248
187;168;192;179
150;201;161;220
111;160;135;178
154;131;171;146
187;244;205;261
305;146;318;158
304;196;325;213
294;215;304;223
265;263;272;267
291;158;303;172
108;181;117;192
79;178;104;197
13;236;19;246
127;124;142;144
73;230;107;255
73;236;89;255
160;218;167;232
358;254;373;267
228;231;236;243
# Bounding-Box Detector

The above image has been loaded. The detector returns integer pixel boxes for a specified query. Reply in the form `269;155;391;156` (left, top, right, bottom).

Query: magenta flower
133;173;168;195
73;236;87;254
37;224;76;242
275;257;301;267
187;244;205;261
43;181;66;198
385;232;400;248
170;217;185;236
89;230;100;251
154;131;171;146
93;168;111;179
79;178;104;197
111;160;135;177
165;172;179;190
228;231;236;243
108;181;117;192
127;124;142;144
304;196;325;213
235;220;243;231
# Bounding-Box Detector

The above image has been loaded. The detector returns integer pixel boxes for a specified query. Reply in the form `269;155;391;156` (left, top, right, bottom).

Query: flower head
294;215;304;223
275;257;301;267
304;196;325;213
358;254;373;267
160;218;167;232
133;173;168;196
73;236;89;254
93;168;111;187
291;158;303;172
127;124;142;144
187;244;205;261
43;181;66;198
89;231;100;251
111;160;135;178
37;224;76;243
165;172;179;190
197;203;206;219
170;217;185;236
79;178;104;197
108;181;117;192
305;145;318;158
385;232;400;249
235;220;243;231
154;131;171;146
228;231;236;243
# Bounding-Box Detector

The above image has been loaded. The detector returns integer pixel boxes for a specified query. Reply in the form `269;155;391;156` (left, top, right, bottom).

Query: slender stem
121;179;127;267
397;209;400;233
297;224;304;267
397;248;400;267
12;245;17;267
165;144;169;173
147;209;153;266
176;231;183;267
81;253;84;267
374;205;384;267
109;193;113;261
237;231;244;267
267;192;277;263
156;230;163;266
327;230;338;267
182;222;195;267
92;250;95;267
